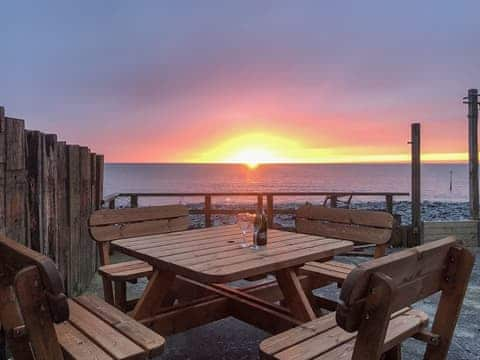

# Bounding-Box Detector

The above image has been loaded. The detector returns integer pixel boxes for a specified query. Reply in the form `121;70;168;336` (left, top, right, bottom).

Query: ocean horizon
104;163;471;203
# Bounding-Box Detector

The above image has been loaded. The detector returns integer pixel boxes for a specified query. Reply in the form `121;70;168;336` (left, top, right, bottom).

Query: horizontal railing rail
103;191;409;228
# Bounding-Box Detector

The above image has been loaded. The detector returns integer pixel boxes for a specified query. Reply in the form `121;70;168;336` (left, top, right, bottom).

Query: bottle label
257;230;267;246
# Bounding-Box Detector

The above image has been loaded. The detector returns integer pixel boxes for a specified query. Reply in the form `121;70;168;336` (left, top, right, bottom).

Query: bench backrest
296;204;393;257
337;236;474;359
89;204;190;242
89;204;190;266
0;235;68;359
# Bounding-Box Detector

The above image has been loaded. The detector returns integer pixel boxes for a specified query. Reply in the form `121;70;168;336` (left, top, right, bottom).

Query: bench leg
114;281;127;312
102;276;114;305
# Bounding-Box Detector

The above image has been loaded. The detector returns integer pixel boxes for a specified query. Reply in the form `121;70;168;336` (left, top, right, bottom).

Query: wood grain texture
296;218;391;245
99;260;153;281
262;239;473;360
90;206;190;242
133;270;176;320
5;118;27;244
14;266;64;360
259;308;428;360
67;145;81;295
73;295;165;357
300;260;354;283
0;285;35;359
90;205;189;226
296;205;394;228
67;299;145;360
275;268;316;322
296;205;393;245
113;226;353;284
55;322;113;360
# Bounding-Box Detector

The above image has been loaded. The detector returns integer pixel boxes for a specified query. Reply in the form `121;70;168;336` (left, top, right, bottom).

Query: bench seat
99;260;153;281
300;260;355;283
56;295;164;359
260;308;428;360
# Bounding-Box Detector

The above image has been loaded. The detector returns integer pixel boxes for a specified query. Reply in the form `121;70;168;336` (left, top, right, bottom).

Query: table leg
275;268;316;322
133;269;176;320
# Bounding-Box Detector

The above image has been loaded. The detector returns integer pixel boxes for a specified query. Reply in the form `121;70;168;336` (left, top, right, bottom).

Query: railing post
130;195;138;208
257;194;263;213
205;195;212;227
330;195;337;208
108;198;115;209
386;195;393;214
267;194;274;228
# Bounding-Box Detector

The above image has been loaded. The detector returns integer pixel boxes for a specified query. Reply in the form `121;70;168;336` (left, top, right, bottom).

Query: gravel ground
87;249;480;360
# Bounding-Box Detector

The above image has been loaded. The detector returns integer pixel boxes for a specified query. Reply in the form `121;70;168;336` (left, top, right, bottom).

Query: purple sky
1;1;479;162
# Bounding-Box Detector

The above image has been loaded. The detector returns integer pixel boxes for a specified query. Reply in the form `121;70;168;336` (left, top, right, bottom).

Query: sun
191;132;302;165
230;148;277;169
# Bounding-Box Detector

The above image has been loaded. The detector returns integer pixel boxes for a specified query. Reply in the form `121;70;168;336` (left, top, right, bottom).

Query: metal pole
411;123;421;246
467;89;479;220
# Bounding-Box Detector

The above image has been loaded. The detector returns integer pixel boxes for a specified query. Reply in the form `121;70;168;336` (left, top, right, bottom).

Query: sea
104;163;473;224
104;163;469;223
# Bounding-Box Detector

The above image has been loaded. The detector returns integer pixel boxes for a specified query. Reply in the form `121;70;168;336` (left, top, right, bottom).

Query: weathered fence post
25;130;43;251
411;123;421;246
95;155;104;210
56;141;69;285
67;145;81;295
5;117;27;244
44;134;58;261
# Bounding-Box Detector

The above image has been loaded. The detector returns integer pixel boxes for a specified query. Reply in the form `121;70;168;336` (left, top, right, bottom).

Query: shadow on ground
87;249;480;360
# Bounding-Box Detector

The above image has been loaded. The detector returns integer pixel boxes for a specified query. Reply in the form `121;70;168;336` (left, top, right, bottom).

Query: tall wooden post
411;123;421;246
467;89;479;220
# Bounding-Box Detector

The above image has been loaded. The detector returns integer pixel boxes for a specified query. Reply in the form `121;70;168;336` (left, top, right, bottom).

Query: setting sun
192;132;301;164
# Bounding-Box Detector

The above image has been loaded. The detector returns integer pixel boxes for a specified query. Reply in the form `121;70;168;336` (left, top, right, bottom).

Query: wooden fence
0;106;104;295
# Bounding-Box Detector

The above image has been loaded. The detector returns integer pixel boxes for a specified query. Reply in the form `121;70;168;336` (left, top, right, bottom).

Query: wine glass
237;212;254;248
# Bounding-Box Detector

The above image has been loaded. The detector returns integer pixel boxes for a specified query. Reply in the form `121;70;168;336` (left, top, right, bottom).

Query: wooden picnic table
112;224;353;325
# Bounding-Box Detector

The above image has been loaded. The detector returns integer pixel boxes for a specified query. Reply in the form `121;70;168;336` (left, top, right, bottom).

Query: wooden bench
0;234;165;359
296;205;393;299
89;204;190;311
260;236;474;359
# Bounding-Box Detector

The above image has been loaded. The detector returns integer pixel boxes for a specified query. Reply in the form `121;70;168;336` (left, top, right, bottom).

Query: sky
1;1;480;164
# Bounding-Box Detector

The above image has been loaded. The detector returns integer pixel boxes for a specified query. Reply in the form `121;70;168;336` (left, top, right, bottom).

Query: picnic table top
112;225;353;283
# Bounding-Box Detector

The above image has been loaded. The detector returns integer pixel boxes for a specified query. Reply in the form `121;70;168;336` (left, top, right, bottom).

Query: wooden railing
103;192;409;228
